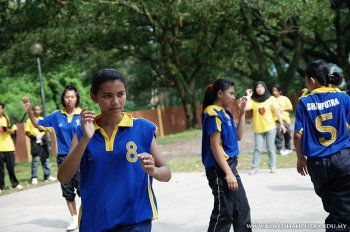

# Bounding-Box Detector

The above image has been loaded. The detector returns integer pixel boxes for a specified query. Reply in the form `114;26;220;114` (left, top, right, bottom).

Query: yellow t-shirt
25;117;45;137
250;96;279;133
0;116;17;152
274;96;293;124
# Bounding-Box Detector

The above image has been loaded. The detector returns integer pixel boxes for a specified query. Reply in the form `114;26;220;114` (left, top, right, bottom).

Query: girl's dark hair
272;84;283;95
0;102;4;108
61;85;80;108
305;60;342;86
201;79;234;122
91;68;127;95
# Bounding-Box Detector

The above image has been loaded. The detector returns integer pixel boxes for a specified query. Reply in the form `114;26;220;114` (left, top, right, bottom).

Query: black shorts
57;155;80;201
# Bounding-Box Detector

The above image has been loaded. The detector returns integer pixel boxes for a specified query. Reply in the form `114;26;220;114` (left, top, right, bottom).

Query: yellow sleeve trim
215;117;222;132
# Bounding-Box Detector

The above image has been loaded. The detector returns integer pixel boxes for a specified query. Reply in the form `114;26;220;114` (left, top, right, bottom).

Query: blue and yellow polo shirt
201;105;239;169
295;87;350;158
38;108;81;155
77;113;158;231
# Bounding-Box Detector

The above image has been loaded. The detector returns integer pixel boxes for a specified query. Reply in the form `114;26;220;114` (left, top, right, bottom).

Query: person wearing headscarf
245;81;286;175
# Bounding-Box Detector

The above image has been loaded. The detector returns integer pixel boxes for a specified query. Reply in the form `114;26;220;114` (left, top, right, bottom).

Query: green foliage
0;0;349;126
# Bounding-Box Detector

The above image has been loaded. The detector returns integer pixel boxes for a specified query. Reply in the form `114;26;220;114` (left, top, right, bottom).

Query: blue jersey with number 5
295;87;350;157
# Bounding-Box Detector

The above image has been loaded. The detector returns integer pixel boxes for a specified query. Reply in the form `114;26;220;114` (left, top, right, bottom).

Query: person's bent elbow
57;166;74;184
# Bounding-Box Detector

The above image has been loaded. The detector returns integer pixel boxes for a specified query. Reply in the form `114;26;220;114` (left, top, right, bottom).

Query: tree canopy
0;0;349;127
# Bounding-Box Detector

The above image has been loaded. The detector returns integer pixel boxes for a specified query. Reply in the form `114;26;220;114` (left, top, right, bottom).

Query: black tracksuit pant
307;149;350;232
206;157;252;232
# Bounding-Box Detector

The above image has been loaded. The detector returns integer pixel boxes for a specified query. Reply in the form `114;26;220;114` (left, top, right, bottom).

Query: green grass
167;152;298;172
1;156;58;196
157;129;202;144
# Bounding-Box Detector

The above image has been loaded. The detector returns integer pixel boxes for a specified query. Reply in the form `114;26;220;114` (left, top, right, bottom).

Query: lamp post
30;43;46;116
30;43;51;156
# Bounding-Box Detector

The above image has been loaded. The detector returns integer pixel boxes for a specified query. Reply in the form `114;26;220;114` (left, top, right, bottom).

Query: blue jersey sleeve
38;112;56;128
37;111;57;132
206;116;221;136
294;102;304;134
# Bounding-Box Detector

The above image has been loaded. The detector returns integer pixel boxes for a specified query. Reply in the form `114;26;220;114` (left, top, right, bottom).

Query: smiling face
219;86;235;108
91;80;126;116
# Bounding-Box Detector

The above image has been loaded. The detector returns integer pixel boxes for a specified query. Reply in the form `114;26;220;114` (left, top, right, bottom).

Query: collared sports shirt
77;113;158;231
201;105;239;169
295;87;350;157
38;108;81;155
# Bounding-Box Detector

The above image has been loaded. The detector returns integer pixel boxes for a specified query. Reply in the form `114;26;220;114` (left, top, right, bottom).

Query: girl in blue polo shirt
58;69;171;232
294;60;350;231
22;85;82;231
201;79;251;232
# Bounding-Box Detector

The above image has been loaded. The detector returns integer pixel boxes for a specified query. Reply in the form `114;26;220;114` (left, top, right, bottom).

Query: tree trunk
175;78;197;129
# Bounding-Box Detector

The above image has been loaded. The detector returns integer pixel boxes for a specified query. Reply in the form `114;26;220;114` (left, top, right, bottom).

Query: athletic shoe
31;178;38;184
280;150;289;156
15;184;23;190
45;176;56;182
270;167;277;173
67;215;78;231
284;149;293;155
248;169;258;175
0;189;2;194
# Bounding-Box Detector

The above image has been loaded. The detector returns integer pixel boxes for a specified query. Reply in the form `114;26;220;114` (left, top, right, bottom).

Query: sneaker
15;184;23;190
280;150;288;156
45;176;56;182
31;178;38;184
0;189;2;194
284;149;293;155
66;215;78;231
248;169;258;175
270;167;277;173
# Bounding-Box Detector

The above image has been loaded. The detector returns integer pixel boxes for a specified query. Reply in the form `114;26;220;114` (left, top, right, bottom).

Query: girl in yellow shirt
246;81;286;175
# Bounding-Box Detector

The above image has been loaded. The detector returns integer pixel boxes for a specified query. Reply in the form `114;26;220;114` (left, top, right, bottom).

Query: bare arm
236;97;247;141
210;131;238;191
139;137;171;182
57;108;95;183
57;135;90;183
21;96;39;128
294;132;308;176
274;107;287;133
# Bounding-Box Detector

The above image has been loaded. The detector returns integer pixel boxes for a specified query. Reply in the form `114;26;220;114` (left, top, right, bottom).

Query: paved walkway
0;169;327;232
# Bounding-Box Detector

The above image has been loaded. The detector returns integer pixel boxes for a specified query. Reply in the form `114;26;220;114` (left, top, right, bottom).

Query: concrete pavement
0;169;327;232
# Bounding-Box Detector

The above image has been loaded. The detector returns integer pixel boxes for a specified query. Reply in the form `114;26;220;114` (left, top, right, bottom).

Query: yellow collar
93;112;133;130
204;105;230;119
204;105;224;114
311;87;341;94
60;107;82;116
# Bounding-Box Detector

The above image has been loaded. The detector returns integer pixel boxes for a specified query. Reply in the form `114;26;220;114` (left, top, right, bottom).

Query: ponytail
202;85;215;122
201;79;234;122
327;72;342;86
305;60;342;87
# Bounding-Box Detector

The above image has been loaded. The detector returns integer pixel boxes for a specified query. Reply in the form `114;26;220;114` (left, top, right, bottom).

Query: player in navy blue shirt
294;60;350;231
58;69;171;232
22;85;82;231
201;79;251;232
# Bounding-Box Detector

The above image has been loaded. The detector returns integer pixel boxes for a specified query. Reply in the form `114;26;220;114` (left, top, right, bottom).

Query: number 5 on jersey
315;113;337;146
